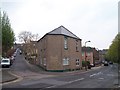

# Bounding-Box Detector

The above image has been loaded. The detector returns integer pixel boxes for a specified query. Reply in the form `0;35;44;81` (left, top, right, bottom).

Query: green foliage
82;61;86;67
82;61;90;67
86;61;90;65
106;33;120;63
1;11;15;57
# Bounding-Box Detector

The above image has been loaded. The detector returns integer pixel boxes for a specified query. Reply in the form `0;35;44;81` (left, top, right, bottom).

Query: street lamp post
85;41;91;71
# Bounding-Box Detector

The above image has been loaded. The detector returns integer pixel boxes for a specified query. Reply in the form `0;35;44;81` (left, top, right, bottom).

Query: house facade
22;41;38;64
99;49;108;62
82;47;99;66
37;26;82;71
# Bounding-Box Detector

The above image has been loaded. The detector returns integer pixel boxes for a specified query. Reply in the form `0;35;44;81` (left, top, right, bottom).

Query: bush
82;61;86;67
82;61;90;67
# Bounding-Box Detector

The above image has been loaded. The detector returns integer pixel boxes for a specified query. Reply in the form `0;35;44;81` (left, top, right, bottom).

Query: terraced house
82;47;99;66
37;26;82;71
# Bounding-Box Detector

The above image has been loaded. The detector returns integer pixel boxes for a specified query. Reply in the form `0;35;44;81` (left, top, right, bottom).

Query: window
40;58;42;65
64;36;68;49
82;52;84;56
76;40;79;52
87;52;91;56
43;58;46;66
63;58;69;65
76;59;80;66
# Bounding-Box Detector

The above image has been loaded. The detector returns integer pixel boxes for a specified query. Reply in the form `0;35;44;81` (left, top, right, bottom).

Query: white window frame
87;52;91;56
64;36;68;49
76;40;79;52
63;58;69;65
43;58;46;66
76;59;80;66
40;58;42;65
82;53;84;56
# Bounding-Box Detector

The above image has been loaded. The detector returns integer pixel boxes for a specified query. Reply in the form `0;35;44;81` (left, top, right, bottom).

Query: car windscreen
2;60;9;63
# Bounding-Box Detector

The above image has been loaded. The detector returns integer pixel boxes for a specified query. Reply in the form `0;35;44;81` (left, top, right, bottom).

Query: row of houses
16;26;107;72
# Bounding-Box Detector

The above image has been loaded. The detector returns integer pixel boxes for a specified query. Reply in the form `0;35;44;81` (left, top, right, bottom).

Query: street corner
1;70;23;85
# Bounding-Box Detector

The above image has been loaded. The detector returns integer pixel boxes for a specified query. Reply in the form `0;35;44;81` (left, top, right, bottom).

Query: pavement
1;68;18;84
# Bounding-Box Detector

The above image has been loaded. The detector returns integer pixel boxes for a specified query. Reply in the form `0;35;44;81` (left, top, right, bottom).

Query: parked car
19;50;22;55
11;56;15;60
13;52;17;57
1;58;11;68
109;61;113;64
90;64;95;67
10;56;15;65
104;61;108;66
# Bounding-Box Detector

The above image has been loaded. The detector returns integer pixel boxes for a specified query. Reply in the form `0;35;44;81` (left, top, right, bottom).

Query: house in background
82;47;99;66
99;49;108;62
22;41;38;64
37;26;82;71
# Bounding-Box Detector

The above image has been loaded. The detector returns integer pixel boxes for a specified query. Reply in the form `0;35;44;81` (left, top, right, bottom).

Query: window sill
63;64;69;66
64;48;68;50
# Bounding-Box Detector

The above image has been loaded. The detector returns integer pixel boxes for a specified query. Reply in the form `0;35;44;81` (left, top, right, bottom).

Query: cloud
1;0;119;49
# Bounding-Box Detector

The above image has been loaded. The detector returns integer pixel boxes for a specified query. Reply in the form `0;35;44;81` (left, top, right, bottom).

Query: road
2;52;119;89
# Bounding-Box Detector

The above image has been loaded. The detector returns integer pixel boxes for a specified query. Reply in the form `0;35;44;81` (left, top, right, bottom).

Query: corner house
37;26;82;72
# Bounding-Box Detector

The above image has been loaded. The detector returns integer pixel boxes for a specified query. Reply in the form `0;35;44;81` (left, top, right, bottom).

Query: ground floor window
76;59;80;66
63;58;69;65
40;58;42;65
43;58;46;66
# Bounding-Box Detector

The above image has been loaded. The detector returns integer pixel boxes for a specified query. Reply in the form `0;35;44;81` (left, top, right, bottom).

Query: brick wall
37;35;82;71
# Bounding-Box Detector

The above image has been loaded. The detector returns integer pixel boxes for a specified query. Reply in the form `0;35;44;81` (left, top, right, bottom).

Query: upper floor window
43;58;46;66
64;36;68;50
82;52;84;56
76;40;79;52
87;52;91;56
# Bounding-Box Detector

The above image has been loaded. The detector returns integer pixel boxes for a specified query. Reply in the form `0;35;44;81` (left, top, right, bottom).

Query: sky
1;0;119;50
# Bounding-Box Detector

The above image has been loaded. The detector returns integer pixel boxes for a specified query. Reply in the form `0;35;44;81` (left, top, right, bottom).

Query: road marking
90;74;96;77
67;78;85;84
98;78;104;80
46;85;59;88
90;72;102;77
46;78;85;88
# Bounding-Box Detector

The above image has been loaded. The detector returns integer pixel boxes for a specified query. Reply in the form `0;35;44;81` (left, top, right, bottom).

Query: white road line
67;78;85;84
98;78;104;80
90;72;102;77
46;85;59;88
46;78;85;88
90;74;96;77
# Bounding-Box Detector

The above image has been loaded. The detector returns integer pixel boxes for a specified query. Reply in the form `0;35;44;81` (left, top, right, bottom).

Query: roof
82;47;93;52
47;25;81;39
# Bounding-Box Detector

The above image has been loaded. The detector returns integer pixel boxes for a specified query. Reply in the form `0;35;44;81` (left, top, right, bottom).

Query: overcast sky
1;0;119;50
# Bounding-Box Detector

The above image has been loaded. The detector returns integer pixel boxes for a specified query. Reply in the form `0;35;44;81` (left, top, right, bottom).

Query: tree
18;31;33;43
32;33;40;41
106;33;120;63
1;11;15;57
18;31;40;43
